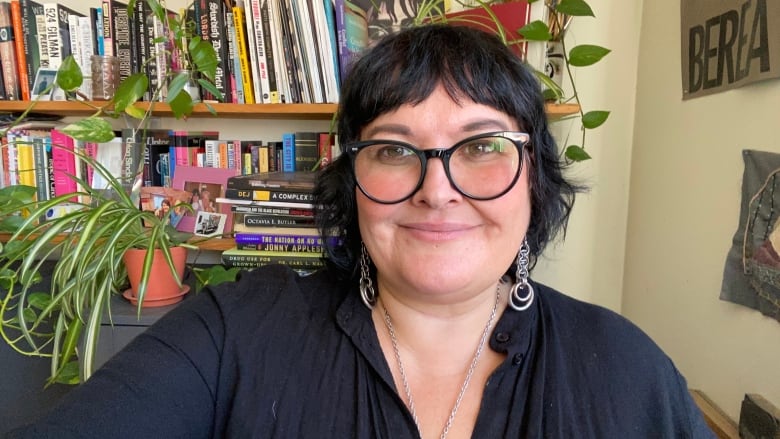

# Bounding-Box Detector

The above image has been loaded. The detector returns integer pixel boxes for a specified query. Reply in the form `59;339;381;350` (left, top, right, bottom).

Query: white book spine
250;0;270;103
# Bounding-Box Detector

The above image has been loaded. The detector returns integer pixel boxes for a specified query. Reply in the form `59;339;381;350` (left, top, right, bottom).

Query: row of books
218;170;328;273
0;0;367;103
136;129;336;189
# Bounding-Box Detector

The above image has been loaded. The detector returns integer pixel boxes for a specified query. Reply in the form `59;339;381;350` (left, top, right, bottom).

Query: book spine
5;131;17;185
220;251;324;269
236;242;324;252
133;0;148;99
93;7;103;56
152;14;167;98
240;214;314;227
232;4;253;104
77;15;94;98
294;131;318;172
0;2;20;100
321;0;340;98
225;9;240;103
34;3;47;68
144;10;159;99
231;204;313;216
50;128;77;198
10;0;28;99
101;0;113;56
19;0;38;92
259;0;279;103
42;3;61;68
121;128;143;194
207;0;229;102
281;132;294;172
334;0;367;79
31;135;48;202
16;140;34;187
112;1;131;82
224;187;314;202
248;0;269;103
266;0;287;102
317;132;333;168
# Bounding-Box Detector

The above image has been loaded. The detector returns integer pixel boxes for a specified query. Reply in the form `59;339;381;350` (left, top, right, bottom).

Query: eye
370;144;418;165
461;137;507;157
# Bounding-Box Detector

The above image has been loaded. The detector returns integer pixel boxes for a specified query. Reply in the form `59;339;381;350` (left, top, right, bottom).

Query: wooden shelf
0;101;579;121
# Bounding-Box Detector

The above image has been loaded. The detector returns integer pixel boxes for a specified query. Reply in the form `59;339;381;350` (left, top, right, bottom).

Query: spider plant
0;150;196;385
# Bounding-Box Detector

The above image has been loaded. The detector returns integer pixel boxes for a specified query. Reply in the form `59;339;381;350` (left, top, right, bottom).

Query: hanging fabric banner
681;0;780;100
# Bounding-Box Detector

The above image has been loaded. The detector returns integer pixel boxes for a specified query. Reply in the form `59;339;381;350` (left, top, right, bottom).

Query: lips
401;222;477;241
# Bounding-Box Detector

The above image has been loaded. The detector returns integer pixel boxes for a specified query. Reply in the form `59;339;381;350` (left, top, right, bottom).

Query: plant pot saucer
122;285;191;308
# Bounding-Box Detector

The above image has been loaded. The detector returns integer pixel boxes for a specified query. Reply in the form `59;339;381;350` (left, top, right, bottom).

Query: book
216;197;313;209
281;132;295;172
231;204;313;216
232;2;254;104
236;241;325;252
238;213;315;227
50;128;77;200
334;0;367;80
100;0;113;56
224;187;314;203
294;131;319;171
112;0;131;82
260;0;278;102
231;221;319;234
31;133;50;203
205;0;230;102
42;2;82;69
10;0;29;99
247;0;270;103
18;0;41;93
227;169;316;189
220;247;325;269
0;1;20;100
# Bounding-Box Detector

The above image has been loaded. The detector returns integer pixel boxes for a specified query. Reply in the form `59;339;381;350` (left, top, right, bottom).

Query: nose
410;156;462;207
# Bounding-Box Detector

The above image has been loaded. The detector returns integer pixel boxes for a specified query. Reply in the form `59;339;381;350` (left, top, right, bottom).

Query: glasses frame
346;130;531;204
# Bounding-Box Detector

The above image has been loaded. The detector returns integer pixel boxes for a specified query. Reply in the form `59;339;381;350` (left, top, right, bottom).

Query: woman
5;25;713;438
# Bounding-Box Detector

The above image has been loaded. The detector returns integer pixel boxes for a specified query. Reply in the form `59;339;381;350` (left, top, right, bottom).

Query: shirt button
495;332;510;343
512;353;524;365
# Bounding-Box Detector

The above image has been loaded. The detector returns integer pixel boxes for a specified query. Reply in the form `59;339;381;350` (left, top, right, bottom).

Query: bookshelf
0;102;580;120
0;101;579;252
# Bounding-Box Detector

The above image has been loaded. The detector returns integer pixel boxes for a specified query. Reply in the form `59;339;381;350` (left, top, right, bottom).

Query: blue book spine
282;132;295;172
96;7;105;55
168;146;176;185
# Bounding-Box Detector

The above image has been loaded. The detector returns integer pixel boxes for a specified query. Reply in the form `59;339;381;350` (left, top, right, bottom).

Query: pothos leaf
565;145;592;161
60;117;116;143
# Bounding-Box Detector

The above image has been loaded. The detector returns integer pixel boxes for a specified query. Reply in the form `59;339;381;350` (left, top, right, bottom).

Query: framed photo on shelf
31;68;65;100
139;186;191;228
172;166;239;236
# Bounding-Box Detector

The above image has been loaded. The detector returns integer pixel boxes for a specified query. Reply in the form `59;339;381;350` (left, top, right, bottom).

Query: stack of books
218;170;329;273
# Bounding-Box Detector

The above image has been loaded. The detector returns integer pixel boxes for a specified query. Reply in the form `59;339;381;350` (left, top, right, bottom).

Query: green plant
0;152;196;384
421;0;610;162
0;0;223;385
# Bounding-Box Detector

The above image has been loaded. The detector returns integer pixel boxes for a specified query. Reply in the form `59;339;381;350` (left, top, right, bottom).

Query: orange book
9;0;28;100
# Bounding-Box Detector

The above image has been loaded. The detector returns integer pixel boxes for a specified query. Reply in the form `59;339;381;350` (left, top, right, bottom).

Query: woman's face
356;86;533;302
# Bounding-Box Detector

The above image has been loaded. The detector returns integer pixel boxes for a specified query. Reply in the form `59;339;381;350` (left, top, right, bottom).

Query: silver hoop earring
509;238;534;311
359;244;376;309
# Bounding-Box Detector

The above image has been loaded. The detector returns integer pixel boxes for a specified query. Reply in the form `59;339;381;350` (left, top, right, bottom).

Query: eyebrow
363;119;513;139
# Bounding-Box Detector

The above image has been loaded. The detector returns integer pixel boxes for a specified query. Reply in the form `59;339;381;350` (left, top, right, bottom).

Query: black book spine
206;0;229;102
112;1;131;82
19;0;40;92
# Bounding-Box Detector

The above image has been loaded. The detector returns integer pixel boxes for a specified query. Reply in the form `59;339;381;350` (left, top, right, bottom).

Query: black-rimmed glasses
346;131;530;204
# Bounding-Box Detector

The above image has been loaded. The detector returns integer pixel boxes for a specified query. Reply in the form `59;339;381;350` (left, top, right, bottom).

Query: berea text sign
681;0;780;100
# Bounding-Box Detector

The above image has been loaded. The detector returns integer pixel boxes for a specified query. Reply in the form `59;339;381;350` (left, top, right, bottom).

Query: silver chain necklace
380;285;501;439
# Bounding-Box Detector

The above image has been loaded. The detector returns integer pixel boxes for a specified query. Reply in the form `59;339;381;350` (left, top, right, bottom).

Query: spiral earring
359;244;376;309
509;238;535;311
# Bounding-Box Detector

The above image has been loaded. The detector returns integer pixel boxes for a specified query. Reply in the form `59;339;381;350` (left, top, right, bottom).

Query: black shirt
7;265;714;438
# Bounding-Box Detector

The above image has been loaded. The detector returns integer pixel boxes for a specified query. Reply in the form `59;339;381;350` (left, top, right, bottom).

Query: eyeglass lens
352;134;523;203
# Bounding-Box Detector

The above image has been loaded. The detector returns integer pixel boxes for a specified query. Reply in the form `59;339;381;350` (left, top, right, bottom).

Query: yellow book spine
233;6;255;104
16;143;35;188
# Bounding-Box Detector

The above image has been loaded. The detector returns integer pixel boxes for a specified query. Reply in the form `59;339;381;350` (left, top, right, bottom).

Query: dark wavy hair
315;24;582;280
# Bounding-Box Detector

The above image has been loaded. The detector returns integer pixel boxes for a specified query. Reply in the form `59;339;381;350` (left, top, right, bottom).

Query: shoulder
535;281;663;358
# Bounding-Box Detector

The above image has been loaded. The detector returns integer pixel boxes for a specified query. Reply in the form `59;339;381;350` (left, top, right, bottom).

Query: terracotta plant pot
122;246;189;307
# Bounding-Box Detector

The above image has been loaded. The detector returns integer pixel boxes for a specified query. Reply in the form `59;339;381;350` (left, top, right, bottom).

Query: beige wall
623;0;780;421
533;0;642;312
